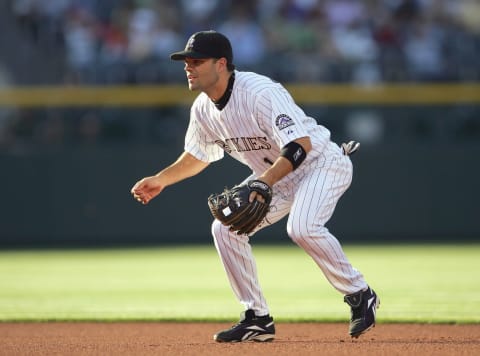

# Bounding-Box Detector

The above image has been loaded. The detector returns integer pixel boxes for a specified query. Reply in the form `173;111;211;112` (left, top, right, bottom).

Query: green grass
0;244;478;323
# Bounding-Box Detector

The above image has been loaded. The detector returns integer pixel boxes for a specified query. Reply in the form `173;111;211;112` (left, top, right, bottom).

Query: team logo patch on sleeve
275;114;295;130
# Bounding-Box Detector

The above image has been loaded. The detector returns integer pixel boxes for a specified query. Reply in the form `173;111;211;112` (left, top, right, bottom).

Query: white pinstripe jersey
185;70;342;187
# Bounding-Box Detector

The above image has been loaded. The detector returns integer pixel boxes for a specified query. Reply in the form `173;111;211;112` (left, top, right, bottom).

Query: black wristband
280;141;307;170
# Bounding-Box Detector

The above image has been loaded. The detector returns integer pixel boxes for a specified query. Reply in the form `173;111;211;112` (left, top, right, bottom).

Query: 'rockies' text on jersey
184;70;342;186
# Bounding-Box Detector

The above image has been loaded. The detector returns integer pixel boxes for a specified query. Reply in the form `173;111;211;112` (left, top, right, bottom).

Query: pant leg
287;155;368;295
212;191;292;316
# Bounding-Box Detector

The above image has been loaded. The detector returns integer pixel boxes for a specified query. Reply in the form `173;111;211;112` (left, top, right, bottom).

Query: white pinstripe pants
211;154;368;316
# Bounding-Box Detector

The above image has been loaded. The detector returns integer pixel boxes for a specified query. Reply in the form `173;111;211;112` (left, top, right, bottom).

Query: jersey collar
213;72;235;111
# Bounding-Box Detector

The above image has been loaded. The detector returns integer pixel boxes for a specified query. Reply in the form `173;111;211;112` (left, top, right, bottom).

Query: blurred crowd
8;0;480;84
1;0;479;151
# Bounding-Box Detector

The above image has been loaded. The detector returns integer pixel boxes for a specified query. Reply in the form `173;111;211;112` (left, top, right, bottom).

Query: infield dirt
0;322;478;355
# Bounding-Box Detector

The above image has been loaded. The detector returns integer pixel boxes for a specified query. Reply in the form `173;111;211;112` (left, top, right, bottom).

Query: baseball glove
208;180;273;235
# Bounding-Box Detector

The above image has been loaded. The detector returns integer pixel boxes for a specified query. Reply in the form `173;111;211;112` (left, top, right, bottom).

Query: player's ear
215;57;228;72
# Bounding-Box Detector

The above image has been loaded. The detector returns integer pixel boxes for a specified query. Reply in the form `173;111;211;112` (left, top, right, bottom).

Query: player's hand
131;176;165;205
248;180;272;203
249;191;264;203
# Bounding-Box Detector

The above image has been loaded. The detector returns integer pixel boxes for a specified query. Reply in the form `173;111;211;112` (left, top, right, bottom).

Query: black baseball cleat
344;286;380;338
214;309;275;342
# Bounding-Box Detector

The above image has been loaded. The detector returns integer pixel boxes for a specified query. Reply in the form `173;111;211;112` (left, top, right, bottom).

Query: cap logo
186;36;196;50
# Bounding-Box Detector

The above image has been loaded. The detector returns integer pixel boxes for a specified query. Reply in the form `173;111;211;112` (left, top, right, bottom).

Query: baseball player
131;30;379;342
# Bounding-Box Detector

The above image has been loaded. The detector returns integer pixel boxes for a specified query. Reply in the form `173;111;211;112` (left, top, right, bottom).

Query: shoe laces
344;290;366;320
227;309;256;329
350;304;364;320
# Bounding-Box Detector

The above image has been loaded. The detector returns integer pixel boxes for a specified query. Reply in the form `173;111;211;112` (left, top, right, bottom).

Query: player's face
184;58;220;92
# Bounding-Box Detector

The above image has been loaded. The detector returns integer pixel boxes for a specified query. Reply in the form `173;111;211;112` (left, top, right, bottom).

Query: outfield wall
1;143;479;247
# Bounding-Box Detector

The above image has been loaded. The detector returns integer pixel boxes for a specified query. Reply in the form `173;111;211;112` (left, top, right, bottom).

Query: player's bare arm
252;136;312;202
131;152;209;205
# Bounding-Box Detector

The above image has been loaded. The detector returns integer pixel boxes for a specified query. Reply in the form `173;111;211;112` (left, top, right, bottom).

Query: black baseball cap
170;30;233;64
